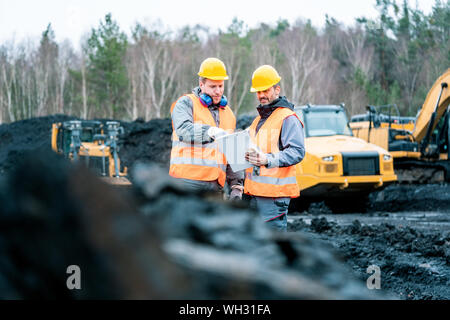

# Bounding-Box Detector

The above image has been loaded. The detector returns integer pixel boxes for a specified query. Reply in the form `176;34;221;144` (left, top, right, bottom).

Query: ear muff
199;93;213;107
200;94;228;108
219;95;228;107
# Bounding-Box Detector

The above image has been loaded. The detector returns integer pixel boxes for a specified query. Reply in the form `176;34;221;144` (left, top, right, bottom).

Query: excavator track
394;160;449;183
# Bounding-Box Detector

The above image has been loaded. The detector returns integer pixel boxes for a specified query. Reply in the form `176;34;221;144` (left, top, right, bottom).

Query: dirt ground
0;115;449;299
288;184;450;300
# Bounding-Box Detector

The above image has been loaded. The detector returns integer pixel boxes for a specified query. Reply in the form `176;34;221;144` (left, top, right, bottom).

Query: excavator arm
412;68;450;143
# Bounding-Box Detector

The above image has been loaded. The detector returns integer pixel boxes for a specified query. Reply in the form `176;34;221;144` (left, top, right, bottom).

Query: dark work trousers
180;178;222;192
180;178;224;201
249;196;290;231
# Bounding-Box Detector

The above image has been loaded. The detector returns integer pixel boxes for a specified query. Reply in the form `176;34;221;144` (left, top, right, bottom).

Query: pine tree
85;13;128;118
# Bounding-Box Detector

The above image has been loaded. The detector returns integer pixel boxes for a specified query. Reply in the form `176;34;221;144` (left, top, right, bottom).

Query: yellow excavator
350;68;450;183
290;104;397;213
51;120;131;186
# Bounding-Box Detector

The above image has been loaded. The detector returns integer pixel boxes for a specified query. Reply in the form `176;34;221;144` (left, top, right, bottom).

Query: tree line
0;0;448;124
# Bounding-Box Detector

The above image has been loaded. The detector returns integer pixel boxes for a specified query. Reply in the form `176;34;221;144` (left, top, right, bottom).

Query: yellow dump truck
290;104;397;213
350;68;450;183
51;120;130;185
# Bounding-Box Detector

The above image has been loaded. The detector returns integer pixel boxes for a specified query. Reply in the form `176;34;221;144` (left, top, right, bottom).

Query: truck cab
292;104;397;213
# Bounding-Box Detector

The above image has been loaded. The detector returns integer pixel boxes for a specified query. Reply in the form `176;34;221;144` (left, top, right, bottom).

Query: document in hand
215;130;257;172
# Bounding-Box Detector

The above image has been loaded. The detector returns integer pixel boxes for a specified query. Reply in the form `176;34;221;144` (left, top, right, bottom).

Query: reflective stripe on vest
245;172;297;185
244;108;300;198
170;141;227;171
169;93;235;187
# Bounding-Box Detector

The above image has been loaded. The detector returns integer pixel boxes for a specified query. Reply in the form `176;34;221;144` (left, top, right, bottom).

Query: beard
259;97;271;105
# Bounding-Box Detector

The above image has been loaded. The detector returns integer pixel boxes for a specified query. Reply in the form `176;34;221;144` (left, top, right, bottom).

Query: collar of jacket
193;86;224;110
256;96;294;119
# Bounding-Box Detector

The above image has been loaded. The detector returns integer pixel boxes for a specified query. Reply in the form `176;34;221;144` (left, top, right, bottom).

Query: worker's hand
245;148;268;166
207;127;227;140
229;185;244;201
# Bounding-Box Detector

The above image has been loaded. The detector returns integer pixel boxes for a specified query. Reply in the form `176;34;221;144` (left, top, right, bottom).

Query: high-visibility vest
244;107;301;198
169;93;236;187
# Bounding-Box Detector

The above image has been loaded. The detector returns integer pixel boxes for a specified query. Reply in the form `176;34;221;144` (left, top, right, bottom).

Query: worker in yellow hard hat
244;65;305;231
169;57;244;200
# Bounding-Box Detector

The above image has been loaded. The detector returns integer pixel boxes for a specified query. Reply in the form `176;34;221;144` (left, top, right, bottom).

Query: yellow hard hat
250;65;281;92
198;57;229;80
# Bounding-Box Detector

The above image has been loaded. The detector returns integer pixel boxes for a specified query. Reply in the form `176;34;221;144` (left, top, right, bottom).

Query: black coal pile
236;114;255;130
0;115;173;177
118;118;172;170
0;152;381;299
289;217;450;299
293;183;450;215
0;114;75;175
369;184;450;212
0;151;123;299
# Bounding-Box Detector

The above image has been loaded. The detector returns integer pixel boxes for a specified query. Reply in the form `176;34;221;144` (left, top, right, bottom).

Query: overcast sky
0;0;438;46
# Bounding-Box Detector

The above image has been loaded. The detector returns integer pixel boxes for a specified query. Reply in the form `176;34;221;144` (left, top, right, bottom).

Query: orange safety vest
169;93;236;187
244;108;301;198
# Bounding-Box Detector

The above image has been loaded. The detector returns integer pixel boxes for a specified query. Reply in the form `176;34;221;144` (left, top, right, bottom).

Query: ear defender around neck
219;95;228;107
199;93;227;108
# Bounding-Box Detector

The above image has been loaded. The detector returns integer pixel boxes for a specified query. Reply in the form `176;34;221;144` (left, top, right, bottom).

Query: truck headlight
322;156;334;162
383;154;391;161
